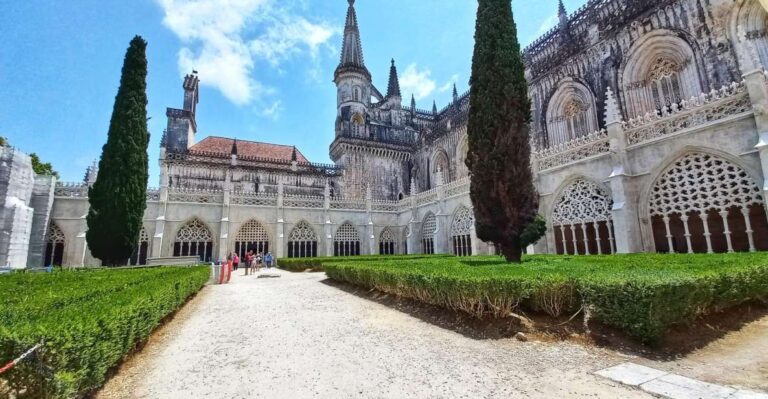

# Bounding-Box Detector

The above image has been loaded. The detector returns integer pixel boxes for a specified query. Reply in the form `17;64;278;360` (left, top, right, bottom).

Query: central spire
335;0;370;81
387;59;401;98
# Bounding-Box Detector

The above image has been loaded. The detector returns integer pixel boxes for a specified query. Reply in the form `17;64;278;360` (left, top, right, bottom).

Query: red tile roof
189;136;309;163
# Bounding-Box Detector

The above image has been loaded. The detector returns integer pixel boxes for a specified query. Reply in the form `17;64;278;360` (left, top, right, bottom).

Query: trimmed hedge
0;266;210;398
323;254;768;344
278;254;454;272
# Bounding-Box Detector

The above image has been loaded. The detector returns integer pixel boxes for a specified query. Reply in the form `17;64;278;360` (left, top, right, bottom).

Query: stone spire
452;83;459;103
432;100;438;115
410;94;416;117
558;0;571;41
291;146;298;162
231;139;238;156
335;0;370;80
604;87;622;125
386;59;401;99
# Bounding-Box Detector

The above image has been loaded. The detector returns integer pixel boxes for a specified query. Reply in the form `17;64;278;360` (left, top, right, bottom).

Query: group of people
228;250;274;275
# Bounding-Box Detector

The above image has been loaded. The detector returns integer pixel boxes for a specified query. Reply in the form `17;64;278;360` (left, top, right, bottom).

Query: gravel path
98;269;650;399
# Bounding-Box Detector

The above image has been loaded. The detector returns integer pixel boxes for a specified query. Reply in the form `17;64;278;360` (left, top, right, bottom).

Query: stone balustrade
624;82;751;146
534;129;610;171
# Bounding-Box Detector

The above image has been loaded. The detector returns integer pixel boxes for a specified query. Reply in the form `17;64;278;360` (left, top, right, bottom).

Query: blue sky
0;0;586;183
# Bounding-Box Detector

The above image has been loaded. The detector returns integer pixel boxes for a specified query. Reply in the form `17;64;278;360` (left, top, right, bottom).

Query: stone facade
30;0;768;266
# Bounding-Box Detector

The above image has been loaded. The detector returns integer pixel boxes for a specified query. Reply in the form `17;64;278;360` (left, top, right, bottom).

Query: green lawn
309;253;768;344
0;266;210;399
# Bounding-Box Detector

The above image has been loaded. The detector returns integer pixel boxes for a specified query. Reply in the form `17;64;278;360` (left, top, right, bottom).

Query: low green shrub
323;254;768;344
0;266;210;398
278;254;454;272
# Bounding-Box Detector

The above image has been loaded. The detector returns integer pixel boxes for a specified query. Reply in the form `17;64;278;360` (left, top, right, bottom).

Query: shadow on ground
320;277;768;360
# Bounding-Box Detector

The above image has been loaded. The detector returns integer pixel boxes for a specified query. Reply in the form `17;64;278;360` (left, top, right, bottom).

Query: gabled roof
190;137;309;163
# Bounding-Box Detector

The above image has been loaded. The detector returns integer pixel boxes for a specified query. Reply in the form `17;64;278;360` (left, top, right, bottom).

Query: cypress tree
87;36;150;266
466;0;538;262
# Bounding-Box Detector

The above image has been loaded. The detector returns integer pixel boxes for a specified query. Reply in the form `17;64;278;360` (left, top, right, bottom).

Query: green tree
466;0;538;262
30;153;60;178
520;215;546;249
87;36;150;266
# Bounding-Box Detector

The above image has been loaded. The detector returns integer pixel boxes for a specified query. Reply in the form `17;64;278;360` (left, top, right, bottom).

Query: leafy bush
278;254;454;272
0;266;210;398
323;254;768;343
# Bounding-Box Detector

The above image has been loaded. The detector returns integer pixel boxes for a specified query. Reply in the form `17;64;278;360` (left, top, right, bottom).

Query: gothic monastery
4;0;768;267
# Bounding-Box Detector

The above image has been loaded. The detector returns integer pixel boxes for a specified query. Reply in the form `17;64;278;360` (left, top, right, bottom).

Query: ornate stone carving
451;206;474;236
552;179;613;225
649;153;763;216
175;219;213;242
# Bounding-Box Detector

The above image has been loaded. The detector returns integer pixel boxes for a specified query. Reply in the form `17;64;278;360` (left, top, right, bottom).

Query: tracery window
649;153;768;253
334;222;361;257
432;151;450;188
647;57;684;110
129;227;150;266
288;221;318;258
422;213;437;255
235;220;270;258
451;206;474;257
552;179;615;255
44;222;65;267
379;227;397;255
174;219;213;262
622;33;702;118
546;80;598;147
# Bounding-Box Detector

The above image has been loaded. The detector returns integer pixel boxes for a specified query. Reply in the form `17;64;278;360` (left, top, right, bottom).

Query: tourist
264;252;274;269
256;252;263;271
233;252;240;271
247;250;255;275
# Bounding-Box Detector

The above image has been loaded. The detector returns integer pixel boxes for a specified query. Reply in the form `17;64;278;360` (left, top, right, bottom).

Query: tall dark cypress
466;0;537;262
87;36;150;266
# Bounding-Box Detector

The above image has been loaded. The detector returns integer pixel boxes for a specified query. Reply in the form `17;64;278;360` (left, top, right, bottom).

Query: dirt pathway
98;270;650;399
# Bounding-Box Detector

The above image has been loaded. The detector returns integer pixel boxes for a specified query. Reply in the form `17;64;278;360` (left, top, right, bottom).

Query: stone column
151;154;169;258
434;169;448;254
324;181;334;257
605;88;643;253
406;178;419;254
217;158;233;262
743;67;768;213
366;186;376;255
276;180;285;258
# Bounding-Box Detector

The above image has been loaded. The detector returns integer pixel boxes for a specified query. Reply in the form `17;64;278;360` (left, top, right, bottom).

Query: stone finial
452;83;459;102
410;177;417;196
432;100;438;115
604;87;622;125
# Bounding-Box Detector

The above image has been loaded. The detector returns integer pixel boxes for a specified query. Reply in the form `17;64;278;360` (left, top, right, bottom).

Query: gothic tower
330;0;413;200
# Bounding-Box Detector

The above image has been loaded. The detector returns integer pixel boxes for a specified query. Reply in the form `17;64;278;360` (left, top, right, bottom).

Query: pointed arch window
130;227;150;266
174;219;213;262
451;207;474;257
649;153;768;253
235;220;270;258
334;222;361;256
647;57;684;110
421;213;437;255
546;80;598;147
44;222;66;267
551;179;615;255
379;227;397;255
288;221;318;258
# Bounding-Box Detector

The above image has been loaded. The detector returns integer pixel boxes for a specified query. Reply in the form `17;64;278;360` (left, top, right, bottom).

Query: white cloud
157;0;338;108
438;74;460;93
260;100;284;120
400;64;437;101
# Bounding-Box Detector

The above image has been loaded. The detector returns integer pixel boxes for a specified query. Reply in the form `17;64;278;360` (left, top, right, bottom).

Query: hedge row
0;266;210;398
278;254;454;272
323;254;768;343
